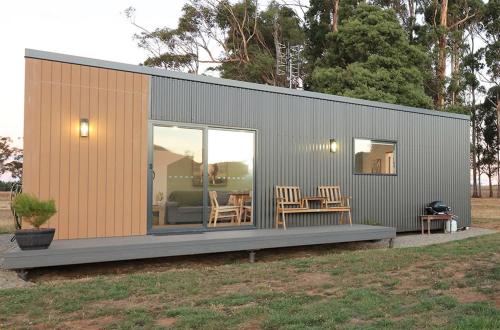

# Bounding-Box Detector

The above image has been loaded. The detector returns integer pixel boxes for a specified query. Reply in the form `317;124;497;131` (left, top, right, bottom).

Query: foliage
480;0;500;86
126;0;304;86
0;181;15;192
0;137;22;181
309;5;432;108
11;193;57;229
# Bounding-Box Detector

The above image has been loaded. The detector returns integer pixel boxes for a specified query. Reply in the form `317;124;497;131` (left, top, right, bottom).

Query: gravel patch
393;227;497;248
0;234;34;289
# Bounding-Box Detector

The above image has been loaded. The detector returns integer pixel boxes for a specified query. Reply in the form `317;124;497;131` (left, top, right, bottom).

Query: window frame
352;138;398;176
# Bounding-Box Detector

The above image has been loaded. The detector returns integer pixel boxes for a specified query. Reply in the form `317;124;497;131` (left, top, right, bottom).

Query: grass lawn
0;233;499;329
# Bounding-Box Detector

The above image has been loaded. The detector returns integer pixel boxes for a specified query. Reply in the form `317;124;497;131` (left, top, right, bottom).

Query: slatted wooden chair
242;191;253;224
208;191;240;227
275;186;307;229
317;186;352;225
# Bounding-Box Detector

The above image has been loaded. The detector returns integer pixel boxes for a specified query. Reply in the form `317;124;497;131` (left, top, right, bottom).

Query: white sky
0;0;187;147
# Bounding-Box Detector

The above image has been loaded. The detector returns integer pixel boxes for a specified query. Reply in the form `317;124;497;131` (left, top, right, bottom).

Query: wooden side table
302;196;327;209
420;214;453;235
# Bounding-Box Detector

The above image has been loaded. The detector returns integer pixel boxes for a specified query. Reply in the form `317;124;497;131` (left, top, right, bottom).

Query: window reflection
207;129;254;227
152;126;203;229
354;139;396;174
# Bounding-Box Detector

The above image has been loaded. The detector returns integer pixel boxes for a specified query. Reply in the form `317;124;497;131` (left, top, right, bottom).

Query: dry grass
1;233;498;329
471;197;500;231
0;192;13;234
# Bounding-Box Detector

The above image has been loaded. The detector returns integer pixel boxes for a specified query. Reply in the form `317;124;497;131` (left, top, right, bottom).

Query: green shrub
11;193;57;228
0;181;15;191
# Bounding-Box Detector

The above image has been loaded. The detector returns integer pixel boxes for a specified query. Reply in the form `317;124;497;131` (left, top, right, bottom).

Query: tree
0;137;23;181
218;1;305;85
477;95;499;197
304;0;361;68
418;0;482;109
308;5;432;108
127;0;304;87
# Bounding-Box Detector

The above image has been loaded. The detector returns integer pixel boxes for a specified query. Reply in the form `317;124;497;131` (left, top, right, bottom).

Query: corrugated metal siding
150;77;470;232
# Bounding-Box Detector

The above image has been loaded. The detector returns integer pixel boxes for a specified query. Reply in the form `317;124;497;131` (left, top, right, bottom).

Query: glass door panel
152;126;204;230
207;129;254;227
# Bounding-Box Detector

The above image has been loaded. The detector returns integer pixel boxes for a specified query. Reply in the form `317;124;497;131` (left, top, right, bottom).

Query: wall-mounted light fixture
80;119;89;137
330;139;337;153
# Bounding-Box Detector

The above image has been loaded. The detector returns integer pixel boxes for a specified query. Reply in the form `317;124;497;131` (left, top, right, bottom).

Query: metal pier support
16;269;29;281
248;250;256;263
389;238;394;248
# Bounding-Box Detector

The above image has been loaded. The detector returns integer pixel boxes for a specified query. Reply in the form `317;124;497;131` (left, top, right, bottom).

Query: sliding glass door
150;123;254;232
151;126;204;230
207;129;254;227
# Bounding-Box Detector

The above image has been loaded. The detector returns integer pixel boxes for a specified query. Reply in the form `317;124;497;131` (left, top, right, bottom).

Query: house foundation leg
248;250;256;263
16;269;29;281
389;238;394;248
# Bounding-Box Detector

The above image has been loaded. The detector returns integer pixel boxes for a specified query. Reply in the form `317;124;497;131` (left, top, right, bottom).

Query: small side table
420;214;453;235
302;196;327;209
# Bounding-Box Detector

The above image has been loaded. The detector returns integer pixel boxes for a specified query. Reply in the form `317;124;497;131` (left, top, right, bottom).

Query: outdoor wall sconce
330;139;337;153
80;119;89;137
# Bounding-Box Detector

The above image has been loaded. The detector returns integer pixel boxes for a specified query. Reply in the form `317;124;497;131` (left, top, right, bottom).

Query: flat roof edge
25;48;469;121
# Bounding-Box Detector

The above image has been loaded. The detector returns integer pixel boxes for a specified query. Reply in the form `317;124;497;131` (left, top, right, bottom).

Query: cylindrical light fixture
330;139;337;153
80;119;89;137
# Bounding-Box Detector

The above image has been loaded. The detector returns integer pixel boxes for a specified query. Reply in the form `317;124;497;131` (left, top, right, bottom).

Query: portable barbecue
425;201;452;215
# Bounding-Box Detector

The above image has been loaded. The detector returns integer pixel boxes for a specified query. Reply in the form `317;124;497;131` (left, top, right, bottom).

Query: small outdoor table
229;192;251;223
302;196;327;209
419;214;454;235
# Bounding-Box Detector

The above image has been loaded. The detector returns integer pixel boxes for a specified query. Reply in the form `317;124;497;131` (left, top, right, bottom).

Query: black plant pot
15;228;55;250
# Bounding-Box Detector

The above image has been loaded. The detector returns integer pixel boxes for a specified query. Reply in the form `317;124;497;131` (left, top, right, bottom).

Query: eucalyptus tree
126;0;304;87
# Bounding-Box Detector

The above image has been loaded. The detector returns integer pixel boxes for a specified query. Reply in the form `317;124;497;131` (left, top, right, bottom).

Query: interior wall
23;59;149;239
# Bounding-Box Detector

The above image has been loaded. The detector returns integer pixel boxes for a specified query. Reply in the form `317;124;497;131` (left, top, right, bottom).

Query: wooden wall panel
23;59;149;239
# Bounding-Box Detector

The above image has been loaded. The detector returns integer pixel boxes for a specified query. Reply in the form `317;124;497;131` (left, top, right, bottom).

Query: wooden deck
1;225;395;270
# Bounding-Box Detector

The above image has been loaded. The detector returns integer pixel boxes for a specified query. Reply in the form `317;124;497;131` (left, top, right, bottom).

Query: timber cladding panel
23;59;149;239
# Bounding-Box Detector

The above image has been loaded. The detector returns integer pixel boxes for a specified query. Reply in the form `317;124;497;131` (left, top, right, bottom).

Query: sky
0;0;187;147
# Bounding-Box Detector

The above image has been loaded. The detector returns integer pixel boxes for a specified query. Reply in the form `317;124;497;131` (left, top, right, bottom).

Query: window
354;139;396;175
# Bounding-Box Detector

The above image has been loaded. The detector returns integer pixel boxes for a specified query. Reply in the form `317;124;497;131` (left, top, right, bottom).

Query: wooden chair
275;186;307;229
317;186;352;225
242;192;253;224
208;191;240;227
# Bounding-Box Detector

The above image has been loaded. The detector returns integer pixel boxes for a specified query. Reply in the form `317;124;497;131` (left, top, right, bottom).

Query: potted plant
12;193;57;250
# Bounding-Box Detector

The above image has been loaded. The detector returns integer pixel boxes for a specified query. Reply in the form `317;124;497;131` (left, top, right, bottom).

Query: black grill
425;201;451;215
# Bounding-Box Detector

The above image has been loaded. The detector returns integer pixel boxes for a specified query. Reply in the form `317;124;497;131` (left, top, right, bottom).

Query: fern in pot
12;193;57;250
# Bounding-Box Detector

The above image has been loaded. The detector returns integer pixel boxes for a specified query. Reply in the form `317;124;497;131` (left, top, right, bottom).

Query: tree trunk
472;103;479;197
488;165;493;197
273;13;281;87
436;0;448;109
470;32;479;198
476;154;483;198
408;0;415;42
450;39;460;106
332;0;339;32
497;94;500;197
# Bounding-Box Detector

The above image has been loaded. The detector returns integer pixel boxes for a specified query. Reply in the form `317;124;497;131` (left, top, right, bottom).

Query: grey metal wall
150;76;470;232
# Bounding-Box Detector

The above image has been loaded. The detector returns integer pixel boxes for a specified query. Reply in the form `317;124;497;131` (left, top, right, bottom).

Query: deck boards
1;225;395;269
